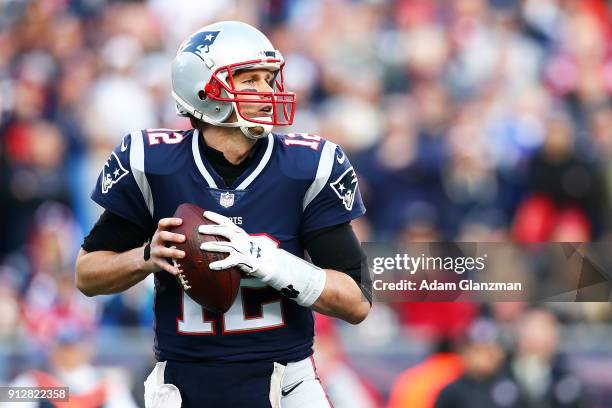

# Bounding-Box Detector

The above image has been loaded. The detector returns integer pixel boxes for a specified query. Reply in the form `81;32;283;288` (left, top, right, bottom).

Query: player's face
232;68;276;119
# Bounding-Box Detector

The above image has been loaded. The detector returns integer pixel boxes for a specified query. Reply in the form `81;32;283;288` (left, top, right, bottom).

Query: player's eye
243;79;256;84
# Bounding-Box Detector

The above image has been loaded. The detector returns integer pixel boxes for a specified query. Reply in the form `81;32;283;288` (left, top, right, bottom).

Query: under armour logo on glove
280;285;300;299
250;242;262;258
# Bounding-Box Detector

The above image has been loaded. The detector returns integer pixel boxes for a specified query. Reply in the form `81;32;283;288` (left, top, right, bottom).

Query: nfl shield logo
219;192;235;208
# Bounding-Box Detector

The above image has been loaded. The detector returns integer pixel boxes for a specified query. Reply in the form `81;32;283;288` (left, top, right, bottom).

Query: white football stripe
303;140;337;211
130;130;154;216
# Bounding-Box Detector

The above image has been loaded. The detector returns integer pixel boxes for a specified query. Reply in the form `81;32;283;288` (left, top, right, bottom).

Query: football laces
170;246;191;290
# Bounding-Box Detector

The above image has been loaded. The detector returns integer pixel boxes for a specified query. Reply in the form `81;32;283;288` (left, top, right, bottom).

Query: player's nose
258;79;274;94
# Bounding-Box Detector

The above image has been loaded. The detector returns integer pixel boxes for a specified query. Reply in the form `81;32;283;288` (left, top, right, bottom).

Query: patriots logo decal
330;167;358;211
178;30;220;59
101;152;129;194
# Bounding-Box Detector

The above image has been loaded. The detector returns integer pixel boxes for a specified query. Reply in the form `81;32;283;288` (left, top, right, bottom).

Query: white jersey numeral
177;291;214;334
146;129;184;145
284;133;321;150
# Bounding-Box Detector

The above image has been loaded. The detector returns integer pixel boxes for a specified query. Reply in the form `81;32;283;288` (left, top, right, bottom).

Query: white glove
198;211;267;276
199;211;326;307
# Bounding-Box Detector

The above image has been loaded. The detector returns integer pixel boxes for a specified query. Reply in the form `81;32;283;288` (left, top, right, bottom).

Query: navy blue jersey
91;128;365;363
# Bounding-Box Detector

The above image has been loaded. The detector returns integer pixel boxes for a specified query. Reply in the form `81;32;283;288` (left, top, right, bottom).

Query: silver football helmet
171;21;296;139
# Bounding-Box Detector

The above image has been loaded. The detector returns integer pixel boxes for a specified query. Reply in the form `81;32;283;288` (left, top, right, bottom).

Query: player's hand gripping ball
170;203;241;313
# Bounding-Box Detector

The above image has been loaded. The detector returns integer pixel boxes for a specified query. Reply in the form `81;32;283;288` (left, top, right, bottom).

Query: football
170;203;241;314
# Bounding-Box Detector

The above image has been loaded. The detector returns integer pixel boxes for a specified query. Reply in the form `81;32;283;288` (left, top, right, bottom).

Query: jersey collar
191;128;274;190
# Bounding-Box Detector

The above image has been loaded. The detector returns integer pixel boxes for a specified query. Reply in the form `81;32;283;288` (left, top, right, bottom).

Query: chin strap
235;98;273;139
240;122;273;140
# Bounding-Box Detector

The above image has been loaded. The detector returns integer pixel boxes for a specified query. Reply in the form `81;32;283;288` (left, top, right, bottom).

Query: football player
75;21;371;408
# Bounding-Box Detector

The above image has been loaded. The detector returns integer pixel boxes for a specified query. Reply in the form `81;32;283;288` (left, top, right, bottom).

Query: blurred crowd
1;0;611;406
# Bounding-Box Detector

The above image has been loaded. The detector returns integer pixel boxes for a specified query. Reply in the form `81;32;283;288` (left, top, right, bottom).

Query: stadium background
0;0;611;406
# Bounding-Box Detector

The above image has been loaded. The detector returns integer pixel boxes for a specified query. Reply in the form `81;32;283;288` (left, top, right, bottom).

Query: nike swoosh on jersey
281;381;303;397
336;152;345;164
120;136;128;152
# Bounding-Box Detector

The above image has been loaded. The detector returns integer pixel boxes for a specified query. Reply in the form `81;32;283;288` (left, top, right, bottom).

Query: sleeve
90;131;153;229
82;210;153;253
301;141;366;233
303;222;372;304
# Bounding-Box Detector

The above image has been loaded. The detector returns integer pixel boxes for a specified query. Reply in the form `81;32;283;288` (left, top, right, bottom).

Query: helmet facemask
202;59;296;139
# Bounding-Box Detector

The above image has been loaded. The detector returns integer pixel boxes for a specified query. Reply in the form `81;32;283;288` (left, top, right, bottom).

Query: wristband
143;242;151;261
256;248;327;307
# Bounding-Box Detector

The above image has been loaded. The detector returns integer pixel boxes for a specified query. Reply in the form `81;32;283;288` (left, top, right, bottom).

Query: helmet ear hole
198;90;207;100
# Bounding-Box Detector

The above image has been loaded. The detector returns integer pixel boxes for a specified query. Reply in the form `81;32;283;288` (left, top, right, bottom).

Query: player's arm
75;211;186;296
199;212;371;324
77;132;188;296
309;270;369;324
302;222;371;324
